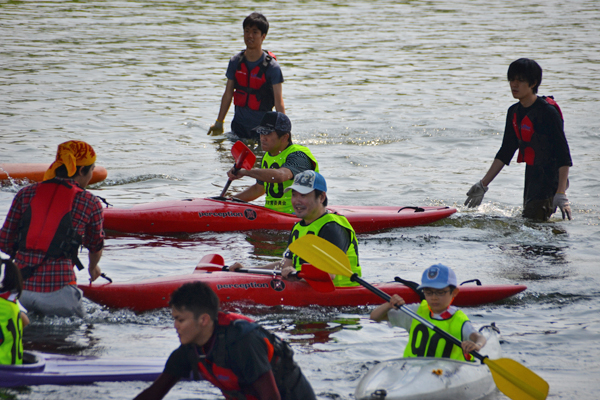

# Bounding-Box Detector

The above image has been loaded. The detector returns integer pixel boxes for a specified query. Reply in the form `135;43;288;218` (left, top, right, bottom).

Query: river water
1;0;599;399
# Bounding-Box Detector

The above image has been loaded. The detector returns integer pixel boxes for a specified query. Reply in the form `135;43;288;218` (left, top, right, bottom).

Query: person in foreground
464;58;573;221
226;112;319;214
0;140;104;318
207;12;285;139
0;258;29;365
370;264;486;361
231;170;361;287
133;281;316;400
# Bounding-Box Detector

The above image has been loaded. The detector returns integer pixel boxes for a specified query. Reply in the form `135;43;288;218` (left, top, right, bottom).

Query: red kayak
79;255;526;312
102;197;456;234
0;163;108;185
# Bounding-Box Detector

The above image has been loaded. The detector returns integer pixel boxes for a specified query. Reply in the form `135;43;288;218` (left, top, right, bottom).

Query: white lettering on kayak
198;211;244;218
215;282;270;290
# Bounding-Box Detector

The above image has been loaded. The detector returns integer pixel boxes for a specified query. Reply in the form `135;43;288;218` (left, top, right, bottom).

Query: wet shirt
165;329;272;386
495;97;572;204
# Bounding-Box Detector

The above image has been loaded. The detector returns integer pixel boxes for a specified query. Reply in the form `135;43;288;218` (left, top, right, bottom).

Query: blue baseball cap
284;170;327;194
417;264;457;290
254;112;292;135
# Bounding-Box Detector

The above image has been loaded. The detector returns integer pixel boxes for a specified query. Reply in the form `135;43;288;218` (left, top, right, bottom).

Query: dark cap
254;112;292;135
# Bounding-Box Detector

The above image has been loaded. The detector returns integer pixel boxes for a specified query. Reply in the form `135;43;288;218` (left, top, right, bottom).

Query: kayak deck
102;197;456;234
354;325;502;400
0;163;108;185
0;351;164;387
79;261;526;312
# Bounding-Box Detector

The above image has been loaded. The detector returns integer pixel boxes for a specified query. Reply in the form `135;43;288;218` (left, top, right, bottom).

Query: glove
552;193;572;220
464;181;488;208
207;120;224;136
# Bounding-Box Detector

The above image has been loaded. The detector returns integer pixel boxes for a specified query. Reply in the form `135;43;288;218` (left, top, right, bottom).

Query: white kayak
354;325;502;400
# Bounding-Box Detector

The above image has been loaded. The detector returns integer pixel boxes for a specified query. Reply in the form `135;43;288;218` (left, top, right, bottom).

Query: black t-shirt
284;219;350;261
163;321;316;400
256;151;313;185
164;326;271;385
495;97;572;204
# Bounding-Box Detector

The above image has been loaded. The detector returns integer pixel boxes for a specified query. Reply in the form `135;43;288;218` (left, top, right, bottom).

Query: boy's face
422;286;459;314
171;306;212;346
244;25;266;50
509;77;536;101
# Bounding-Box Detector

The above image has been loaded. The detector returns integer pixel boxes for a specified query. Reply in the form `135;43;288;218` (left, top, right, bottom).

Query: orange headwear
43;140;97;181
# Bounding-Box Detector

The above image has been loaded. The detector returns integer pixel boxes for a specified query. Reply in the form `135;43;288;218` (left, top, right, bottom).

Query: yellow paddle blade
484;358;549;400
288;235;352;277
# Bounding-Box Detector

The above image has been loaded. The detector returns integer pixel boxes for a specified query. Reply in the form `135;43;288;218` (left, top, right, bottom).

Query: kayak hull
102;197;456;234
0;163;108;185
79;266;526;312
354;326;502;400
0;351;164;387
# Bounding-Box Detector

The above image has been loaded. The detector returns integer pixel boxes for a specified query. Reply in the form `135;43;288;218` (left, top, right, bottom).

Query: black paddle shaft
350;273;487;363
220;165;241;197
224;266;301;279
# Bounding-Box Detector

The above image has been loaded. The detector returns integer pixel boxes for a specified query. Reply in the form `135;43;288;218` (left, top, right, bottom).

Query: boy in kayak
207;12;285;139
230;170;362;287
226;112;319;214
134;281;316;400
464;58;573;221
370;264;486;361
0;140;104;318
0;258;29;365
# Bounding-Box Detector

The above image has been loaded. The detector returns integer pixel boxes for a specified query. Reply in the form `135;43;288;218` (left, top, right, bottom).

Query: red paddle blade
195;253;226;272
231;140;256;170
298;263;335;293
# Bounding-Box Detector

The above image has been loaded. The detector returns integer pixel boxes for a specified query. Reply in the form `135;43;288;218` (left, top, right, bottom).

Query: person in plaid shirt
0;141;104;318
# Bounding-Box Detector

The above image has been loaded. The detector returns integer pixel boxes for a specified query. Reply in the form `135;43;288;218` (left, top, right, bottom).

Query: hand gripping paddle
194;254;335;293
288;235;550;400
220;141;256;197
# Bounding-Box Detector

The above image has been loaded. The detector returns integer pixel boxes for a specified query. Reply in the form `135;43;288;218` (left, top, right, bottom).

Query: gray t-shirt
387;303;477;341
226;51;284;135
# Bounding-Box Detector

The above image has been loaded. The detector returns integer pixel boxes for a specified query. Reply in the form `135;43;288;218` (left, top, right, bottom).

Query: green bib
403;300;473;362
261;144;318;214
0;296;24;365
290;213;361;287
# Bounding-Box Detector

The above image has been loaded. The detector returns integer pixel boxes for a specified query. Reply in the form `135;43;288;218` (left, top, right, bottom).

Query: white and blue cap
417;264;457;290
284;170;327;194
254;112;292;135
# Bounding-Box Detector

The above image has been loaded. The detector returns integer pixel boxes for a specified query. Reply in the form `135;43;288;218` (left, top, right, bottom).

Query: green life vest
290;213;361;287
0;295;24;365
261;144;319;214
403;300;474;362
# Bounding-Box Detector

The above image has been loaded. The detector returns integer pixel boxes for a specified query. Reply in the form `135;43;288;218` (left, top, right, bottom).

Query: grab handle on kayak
397;206;425;213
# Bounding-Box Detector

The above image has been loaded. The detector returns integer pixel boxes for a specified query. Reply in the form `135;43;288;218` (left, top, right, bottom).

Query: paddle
194;255;335;293
220;140;257;197
288;235;549;400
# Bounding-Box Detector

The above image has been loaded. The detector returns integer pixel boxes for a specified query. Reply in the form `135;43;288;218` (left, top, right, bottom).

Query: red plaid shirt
0;179;104;292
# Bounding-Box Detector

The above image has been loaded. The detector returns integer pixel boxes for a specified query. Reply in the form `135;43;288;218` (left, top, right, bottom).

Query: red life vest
512;96;563;166
233;50;276;112
17;179;84;279
195;312;276;400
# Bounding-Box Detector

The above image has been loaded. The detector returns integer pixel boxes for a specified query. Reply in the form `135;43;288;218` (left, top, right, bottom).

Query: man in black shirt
133;281;315;400
230;170;361;287
464;58;573;221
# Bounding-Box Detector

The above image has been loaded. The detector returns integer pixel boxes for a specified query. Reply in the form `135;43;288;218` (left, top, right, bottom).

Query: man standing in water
231;170;361;287
226;112;319;214
134;281;316;400
464;58;573;221
207;12;285;139
0;140;104;317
